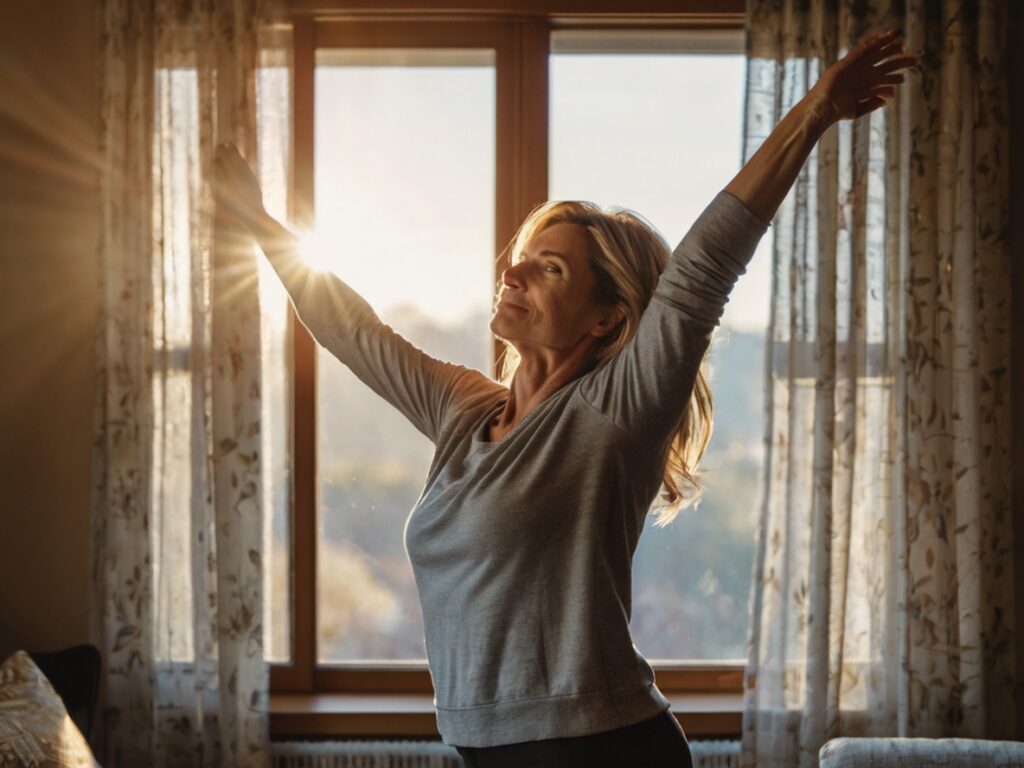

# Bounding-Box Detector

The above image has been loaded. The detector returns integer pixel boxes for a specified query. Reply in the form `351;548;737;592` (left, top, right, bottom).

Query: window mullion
270;13;316;694
493;17;550;376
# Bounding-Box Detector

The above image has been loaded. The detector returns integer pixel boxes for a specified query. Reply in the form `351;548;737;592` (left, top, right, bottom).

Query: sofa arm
819;737;1024;768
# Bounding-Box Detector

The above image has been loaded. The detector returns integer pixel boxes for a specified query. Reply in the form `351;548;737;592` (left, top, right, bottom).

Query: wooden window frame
270;0;749;740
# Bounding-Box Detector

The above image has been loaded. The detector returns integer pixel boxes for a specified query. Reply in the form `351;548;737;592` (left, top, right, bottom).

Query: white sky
312;52;770;334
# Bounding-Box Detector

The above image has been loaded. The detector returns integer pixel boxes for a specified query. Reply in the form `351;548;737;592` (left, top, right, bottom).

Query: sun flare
296;230;335;273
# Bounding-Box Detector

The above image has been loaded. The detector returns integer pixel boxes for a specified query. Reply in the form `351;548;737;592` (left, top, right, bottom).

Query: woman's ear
592;302;627;338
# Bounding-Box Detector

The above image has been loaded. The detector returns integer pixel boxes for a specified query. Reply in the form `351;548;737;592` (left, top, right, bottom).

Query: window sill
269;692;742;740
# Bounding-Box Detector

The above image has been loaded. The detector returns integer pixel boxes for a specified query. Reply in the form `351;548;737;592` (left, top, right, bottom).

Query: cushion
820;736;1024;768
0;651;101;767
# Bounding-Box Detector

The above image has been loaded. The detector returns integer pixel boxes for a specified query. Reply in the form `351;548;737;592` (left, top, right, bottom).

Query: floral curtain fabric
91;1;290;765
740;2;1015;766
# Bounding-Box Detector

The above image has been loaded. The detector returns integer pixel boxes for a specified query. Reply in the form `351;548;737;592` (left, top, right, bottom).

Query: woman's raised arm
578;29;917;446
212;143;493;444
214;142;314;301
724;27;917;224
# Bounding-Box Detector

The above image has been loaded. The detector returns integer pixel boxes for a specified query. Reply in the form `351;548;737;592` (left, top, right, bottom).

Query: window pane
550;44;770;660
314;49;496;662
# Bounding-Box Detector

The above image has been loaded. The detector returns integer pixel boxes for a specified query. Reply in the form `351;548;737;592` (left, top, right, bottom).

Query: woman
215;29;915;768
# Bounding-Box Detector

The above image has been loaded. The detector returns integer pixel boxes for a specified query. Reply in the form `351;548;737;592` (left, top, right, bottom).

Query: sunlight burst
296;230;335;274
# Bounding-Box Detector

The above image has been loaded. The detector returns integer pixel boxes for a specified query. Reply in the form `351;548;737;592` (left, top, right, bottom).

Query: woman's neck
494;341;600;432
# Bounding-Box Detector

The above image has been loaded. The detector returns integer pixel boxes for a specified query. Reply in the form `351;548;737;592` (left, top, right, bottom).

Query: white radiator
272;739;741;767
690;740;743;767
272;739;462;767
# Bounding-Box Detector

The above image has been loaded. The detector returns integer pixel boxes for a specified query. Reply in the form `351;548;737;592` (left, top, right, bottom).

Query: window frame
270;0;749;739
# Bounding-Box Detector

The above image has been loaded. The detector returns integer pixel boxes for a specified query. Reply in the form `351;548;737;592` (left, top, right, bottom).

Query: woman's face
490;221;618;356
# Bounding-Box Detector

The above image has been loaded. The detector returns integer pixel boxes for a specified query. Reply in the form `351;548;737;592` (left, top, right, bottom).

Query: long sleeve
579;190;769;449
259;233;485;444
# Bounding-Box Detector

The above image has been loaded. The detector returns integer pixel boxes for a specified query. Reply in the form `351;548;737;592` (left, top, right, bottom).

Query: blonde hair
495;200;714;528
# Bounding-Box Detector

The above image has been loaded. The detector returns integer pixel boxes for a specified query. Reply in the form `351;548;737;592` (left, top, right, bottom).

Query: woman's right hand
214;142;266;230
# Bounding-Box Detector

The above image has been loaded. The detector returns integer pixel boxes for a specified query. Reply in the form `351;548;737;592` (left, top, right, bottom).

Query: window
271;4;755;737
312;47;496;662
548;29;770;661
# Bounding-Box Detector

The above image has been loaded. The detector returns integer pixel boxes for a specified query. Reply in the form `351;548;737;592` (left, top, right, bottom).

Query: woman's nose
502;261;526;289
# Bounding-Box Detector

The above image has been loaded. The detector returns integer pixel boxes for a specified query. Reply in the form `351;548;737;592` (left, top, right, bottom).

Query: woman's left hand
214;142;267;231
806;28;918;126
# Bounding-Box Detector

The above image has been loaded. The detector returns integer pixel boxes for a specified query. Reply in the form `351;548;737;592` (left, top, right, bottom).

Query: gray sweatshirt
278;190;768;748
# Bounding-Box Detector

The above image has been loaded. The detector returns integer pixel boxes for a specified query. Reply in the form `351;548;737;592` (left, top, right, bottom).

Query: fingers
877;40;901;55
858;27;899;52
853;29;919;72
215;142;247;171
214;143;256;189
877;73;905;87
876;40;908;59
855;96;887;118
875;54;918;74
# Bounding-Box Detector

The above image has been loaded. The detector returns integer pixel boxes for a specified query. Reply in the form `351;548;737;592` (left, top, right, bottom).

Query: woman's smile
498;296;530;314
487;221;609;355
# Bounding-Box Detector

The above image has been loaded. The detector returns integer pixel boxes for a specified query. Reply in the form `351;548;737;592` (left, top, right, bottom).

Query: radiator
271;739;742;767
689;740;743;768
273;740;462;768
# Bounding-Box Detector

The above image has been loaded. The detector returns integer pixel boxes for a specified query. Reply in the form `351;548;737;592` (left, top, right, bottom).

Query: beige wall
0;0;100;659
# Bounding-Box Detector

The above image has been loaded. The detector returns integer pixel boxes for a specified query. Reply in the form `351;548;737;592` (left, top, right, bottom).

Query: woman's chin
489;315;512;339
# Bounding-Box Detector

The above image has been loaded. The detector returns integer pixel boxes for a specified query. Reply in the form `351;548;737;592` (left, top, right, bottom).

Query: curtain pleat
92;1;290;765
741;2;1015;766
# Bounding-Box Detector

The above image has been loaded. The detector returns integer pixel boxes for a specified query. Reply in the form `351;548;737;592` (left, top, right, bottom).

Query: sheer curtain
741;2;1015;766
91;1;291;765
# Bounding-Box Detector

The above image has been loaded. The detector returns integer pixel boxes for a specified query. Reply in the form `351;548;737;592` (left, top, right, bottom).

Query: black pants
453;709;694;768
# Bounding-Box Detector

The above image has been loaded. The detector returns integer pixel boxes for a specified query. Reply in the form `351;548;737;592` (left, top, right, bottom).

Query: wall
1010;1;1024;739
0;0;100;659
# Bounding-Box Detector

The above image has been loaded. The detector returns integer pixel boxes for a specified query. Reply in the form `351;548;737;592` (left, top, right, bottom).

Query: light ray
294;230;333;274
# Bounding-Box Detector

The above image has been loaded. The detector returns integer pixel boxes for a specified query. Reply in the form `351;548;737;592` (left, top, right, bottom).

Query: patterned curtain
91;1;291;765
741;2;1015;766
